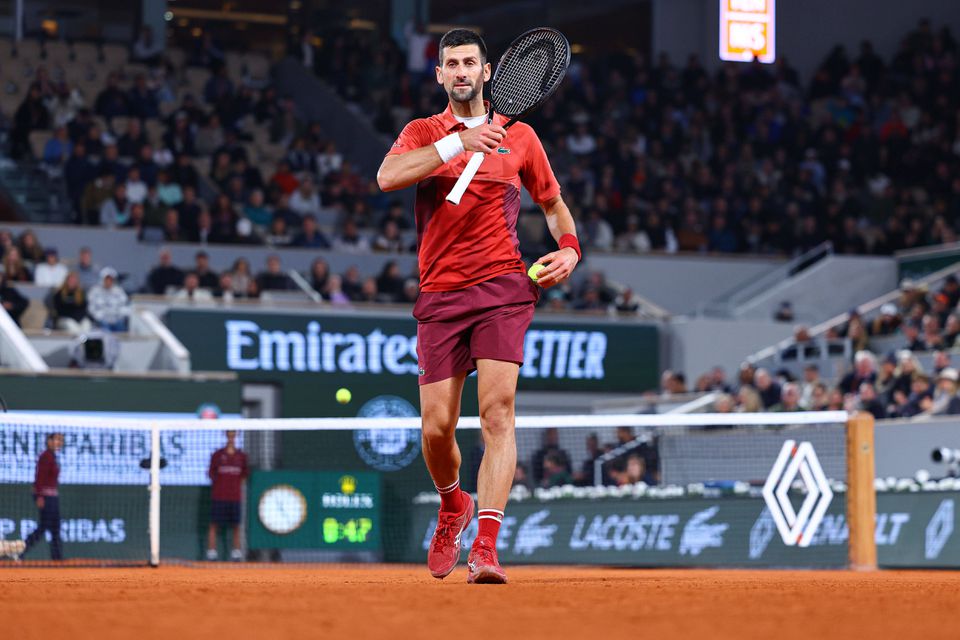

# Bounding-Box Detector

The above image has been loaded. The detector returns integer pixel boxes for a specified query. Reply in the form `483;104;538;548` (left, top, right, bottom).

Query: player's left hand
533;247;579;288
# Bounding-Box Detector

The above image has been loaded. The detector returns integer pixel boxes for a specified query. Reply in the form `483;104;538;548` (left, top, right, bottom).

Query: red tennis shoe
467;536;507;584
427;492;474;579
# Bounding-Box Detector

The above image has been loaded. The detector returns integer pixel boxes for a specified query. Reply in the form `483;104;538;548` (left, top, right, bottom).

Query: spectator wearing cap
928;368;960;416
88;267;129;332
839;350;878;395
870;303;901;336
34;248;69;288
901;320;926;351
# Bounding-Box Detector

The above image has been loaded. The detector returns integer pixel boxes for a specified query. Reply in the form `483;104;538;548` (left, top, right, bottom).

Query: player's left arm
533;195;580;289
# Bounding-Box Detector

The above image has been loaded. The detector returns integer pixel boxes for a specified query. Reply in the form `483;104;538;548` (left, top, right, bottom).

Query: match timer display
248;471;381;552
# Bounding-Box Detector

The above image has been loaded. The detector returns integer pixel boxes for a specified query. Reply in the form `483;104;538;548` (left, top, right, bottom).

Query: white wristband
434;133;465;164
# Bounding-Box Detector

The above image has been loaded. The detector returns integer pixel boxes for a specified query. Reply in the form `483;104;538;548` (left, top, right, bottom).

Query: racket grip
445;152;485;205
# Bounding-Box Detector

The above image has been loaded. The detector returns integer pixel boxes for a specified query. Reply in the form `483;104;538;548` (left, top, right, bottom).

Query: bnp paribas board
164;307;659;417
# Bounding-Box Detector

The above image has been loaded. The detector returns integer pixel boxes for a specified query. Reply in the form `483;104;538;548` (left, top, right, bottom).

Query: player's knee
421;412;457;445
480;399;514;440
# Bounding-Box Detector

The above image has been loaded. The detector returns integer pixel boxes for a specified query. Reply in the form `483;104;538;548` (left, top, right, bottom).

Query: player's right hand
36;496;44;509
459;124;507;154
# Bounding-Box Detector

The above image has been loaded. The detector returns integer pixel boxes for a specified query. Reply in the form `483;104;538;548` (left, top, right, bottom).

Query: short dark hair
439;29;487;63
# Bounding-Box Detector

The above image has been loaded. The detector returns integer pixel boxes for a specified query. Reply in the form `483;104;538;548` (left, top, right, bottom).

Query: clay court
3;566;959;640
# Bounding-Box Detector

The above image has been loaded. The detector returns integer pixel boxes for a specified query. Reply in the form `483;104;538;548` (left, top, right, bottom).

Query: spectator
539;451;573;488
146;248;184;295
289;177;321;217
11;83;50;159
124;166;148;205
573;433;603;486
870;303;901;336
94;72;129;120
173;272;215;303
194;251;220;290
0;276;28;325
256;255;293;291
839;351;877;394
376;261;405;302
771;383;804;412
88;267;129;332
799;364;821;409
18;229;44;264
242;189;272;228
928;368;960;416
323;273;351;305
753;368;781;409
117;118;148;159
42;125;72;166
531;428;572;485
75;247;100;290
618;454;655;486
293;214;330;248
51;272;92;335
334;220;371;253
229;258;253;296
3;247;32;283
932;350;952;376
773;301;795;323
163;208;185;242
100;183;132;228
34;248;69;288
309;258;329;296
341;266;364;301
132;25;163;65
373;220;404;252
156;170;183;207
856;383;888;420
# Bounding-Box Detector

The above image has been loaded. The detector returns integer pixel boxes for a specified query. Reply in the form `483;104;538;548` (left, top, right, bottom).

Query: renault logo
762;440;833;547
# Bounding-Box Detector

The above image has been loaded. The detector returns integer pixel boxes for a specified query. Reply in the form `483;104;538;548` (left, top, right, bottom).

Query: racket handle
445;151;485;205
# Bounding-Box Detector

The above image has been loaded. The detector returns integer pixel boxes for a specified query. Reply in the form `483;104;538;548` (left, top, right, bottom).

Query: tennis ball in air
527;263;545;282
336;388;352;404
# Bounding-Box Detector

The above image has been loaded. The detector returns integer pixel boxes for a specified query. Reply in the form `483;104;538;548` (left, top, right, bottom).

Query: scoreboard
719;0;776;64
248;470;381;552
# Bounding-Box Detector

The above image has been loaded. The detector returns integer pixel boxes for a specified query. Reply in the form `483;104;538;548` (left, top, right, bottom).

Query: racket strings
492;31;569;117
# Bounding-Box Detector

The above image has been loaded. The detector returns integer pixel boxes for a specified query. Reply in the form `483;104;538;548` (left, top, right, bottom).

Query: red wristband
559;234;581;261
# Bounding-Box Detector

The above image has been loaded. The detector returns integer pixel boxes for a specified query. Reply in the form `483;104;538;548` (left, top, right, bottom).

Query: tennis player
378;28;580;584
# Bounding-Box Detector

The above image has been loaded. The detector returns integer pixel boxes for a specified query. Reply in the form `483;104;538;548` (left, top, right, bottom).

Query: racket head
490;27;571;123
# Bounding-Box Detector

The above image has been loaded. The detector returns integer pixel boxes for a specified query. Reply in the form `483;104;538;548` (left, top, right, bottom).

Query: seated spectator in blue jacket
42;126;72;166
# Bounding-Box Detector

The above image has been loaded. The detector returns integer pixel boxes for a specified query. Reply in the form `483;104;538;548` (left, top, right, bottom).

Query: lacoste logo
679;506;728;556
514;509;556;556
496;147;510;154
418;367;425;376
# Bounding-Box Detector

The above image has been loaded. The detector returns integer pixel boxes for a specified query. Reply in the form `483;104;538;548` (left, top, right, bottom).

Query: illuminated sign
719;0;775;63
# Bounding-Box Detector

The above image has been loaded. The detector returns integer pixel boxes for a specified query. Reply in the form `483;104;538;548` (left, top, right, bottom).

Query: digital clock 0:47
323;517;373;544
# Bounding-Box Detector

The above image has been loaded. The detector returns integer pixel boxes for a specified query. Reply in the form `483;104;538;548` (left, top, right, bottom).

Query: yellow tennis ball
528;263;545;282
336;388;352;404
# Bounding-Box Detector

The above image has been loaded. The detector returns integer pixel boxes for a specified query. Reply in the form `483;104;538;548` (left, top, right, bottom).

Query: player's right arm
377;121;506;192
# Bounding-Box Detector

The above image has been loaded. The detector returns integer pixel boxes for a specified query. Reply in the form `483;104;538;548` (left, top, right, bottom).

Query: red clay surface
3;566;959;640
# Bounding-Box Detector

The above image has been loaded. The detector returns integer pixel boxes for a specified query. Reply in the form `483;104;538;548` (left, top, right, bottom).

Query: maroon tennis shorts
413;271;539;385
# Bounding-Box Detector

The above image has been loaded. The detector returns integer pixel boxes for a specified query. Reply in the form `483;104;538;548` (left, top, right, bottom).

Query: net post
845;411;877;571
149;424;161;567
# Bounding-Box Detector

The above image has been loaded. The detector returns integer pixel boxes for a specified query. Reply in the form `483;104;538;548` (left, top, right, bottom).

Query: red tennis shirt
208;447;249;502
387;104;561;292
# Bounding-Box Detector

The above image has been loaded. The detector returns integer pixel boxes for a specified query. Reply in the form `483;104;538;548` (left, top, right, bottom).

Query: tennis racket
445;27;570;205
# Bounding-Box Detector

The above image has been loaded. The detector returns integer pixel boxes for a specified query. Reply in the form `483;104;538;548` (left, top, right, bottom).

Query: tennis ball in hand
527;263;546;282
336;388;352;404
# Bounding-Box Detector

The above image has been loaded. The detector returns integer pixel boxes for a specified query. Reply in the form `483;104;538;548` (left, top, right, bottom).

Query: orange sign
720;0;775;63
